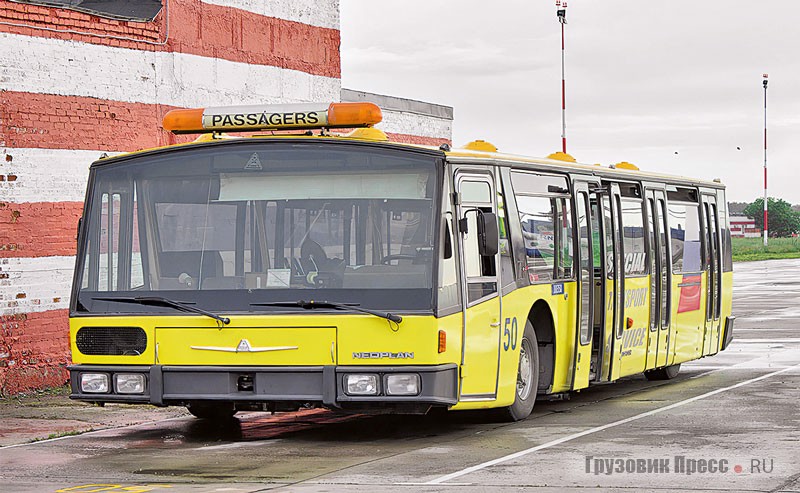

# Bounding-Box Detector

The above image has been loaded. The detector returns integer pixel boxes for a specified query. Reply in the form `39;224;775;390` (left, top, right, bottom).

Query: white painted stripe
0;149;110;203
377;109;452;140
0;33;340;108
200;0;339;29
733;338;800;343
736;328;800;331
425;362;800;484
0;256;74;315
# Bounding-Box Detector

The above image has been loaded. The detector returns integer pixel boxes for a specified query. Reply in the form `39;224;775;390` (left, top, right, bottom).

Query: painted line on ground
736;328;800;331
424;362;800;485
732;338;800;343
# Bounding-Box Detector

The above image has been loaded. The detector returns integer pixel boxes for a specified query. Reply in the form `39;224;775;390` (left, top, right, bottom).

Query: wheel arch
526;299;556;394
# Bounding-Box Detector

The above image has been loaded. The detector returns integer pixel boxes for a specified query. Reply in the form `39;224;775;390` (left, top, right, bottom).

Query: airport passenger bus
69;102;734;421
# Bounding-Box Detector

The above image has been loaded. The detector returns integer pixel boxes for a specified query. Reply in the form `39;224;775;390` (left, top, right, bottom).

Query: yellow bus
69;102;734;421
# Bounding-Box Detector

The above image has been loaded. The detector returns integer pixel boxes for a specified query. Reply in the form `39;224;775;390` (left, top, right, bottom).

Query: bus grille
76;327;147;356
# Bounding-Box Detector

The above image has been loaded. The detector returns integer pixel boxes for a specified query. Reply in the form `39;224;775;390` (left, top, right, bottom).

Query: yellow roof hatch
463;140;498;152
343;127;389;142
547;151;577;163
612;161;639;170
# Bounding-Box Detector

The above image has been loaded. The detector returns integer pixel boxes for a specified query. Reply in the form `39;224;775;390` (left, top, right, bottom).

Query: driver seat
300;238;328;273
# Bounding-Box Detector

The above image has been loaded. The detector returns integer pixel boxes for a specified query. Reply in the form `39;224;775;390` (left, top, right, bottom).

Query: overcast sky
341;1;800;204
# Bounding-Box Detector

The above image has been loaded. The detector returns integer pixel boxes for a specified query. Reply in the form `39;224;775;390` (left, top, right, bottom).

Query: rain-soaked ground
1;259;799;492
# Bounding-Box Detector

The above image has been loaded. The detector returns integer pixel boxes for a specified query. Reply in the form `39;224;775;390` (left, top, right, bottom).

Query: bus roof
97;125;724;190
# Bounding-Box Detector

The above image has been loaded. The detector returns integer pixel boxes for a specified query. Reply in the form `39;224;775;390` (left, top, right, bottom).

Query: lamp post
763;74;768;246
556;1;567;154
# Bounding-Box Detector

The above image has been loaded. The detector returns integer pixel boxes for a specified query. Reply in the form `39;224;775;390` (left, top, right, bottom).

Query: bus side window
515;195;557;283
497;186;516;288
717;189;733;273
621;198;647;277
438;181;459;313
668;202;703;273
556;198;574;279
459;177;497;303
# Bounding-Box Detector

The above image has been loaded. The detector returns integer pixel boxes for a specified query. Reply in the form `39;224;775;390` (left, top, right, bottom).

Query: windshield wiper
92;296;231;325
251;300;402;324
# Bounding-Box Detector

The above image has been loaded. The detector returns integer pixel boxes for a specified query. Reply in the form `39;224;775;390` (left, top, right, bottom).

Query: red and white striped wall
0;0;452;394
0;0;342;394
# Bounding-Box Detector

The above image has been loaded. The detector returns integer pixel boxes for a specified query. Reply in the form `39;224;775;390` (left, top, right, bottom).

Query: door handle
490;322;501;327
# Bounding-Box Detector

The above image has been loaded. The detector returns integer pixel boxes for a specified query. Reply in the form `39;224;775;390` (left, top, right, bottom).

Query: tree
743;197;800;237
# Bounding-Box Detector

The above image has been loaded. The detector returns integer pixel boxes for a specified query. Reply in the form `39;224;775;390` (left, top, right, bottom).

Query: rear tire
502;320;539;422
644;363;681;381
186;401;237;420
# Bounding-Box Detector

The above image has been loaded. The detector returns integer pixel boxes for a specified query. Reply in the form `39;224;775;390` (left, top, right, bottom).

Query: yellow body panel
70;126;735;415
460;297;501;397
451;281;576;410
71;266;732;409
671;273;707;365
71;314;459;367
156;326;336;366
71;316;157;366
604;278;618;380
617;276;651;378
572;330;592;391
718;271;734;352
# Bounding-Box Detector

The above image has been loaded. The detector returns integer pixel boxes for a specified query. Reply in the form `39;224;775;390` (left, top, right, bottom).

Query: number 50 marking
503;317;518;351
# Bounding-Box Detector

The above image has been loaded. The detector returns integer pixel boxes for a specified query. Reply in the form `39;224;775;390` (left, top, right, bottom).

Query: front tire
503;320;539;421
186;401;237;420
644;363;681;381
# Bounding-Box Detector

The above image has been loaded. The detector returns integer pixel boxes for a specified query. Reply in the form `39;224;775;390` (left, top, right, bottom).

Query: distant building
730;215;760;238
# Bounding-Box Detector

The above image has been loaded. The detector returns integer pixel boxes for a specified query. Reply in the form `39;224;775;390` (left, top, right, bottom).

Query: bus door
591;182;624;382
455;170;502;400
571;179;598;390
602;183;626;381
702;194;722;356
645;189;672;369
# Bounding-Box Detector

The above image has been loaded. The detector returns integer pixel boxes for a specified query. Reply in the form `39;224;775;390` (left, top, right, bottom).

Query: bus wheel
186;402;237;420
503;320;539;421
644;363;681;381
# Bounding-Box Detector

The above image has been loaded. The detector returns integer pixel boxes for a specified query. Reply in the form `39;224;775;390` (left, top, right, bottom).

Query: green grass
731;236;800;262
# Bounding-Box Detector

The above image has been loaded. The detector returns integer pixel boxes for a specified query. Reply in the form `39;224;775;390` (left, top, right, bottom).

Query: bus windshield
75;141;440;313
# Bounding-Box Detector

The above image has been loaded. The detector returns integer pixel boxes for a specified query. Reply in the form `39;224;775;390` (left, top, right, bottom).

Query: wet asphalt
1;259;798;493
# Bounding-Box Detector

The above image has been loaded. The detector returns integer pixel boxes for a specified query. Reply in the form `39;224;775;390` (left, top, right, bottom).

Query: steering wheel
380;254;417;265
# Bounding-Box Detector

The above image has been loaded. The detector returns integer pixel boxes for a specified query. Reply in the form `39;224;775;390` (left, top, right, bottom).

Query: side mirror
478;212;499;257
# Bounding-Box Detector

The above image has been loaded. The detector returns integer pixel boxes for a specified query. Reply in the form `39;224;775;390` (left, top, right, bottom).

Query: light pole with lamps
556;1;568;154
763;74;768;246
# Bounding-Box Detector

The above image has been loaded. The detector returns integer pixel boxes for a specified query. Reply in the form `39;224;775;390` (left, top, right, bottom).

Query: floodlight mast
763;73;768;246
556;1;568;154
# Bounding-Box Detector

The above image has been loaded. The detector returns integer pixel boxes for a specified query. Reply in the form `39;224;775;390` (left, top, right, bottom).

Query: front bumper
69;364;459;409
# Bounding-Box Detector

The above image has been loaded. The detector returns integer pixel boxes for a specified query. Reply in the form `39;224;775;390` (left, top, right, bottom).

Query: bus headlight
80;373;109;393
114;373;146;394
344;374;378;395
385;374;420;396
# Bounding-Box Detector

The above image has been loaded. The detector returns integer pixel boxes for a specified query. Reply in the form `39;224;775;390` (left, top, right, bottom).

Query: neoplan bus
69;102;734;421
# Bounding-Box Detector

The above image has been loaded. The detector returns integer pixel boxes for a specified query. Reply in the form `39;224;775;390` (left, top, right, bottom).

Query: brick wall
0;0;341;395
0;0;452;396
